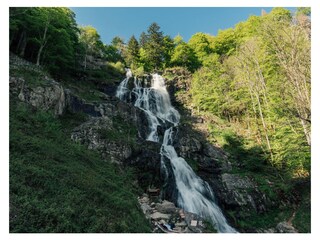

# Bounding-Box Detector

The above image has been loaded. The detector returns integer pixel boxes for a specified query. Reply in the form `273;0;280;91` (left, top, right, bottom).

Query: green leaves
10;7;79;77
189;7;310;178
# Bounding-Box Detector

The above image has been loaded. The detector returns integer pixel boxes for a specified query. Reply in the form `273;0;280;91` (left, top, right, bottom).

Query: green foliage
10;64;50;88
125;35;140;67
10;7;79;78
232;207;292;231
131;66;145;77
79;26;104;64
296;7;311;16
222;132;267;172
143;22;165;71
190;8;310;177
170;35;199;72
211;28;237;56
106;61;126;75
10;100;151;233
203;219;218;233
188;33;213;62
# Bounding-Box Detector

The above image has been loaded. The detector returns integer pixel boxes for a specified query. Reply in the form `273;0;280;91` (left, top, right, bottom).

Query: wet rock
126;141;162;189
155;200;176;214
177;136;202;158
160;155;179;203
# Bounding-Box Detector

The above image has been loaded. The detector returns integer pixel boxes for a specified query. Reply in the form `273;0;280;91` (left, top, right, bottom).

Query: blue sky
72;7;295;44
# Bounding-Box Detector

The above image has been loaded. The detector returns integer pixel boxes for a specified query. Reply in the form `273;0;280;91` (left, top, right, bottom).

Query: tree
170;35;199;72
125;35;140;67
261;10;311;145
211;28;237;56
104;44;123;63
10;7;79;76
79;25;103;70
111;36;125;57
139;31;147;48
297;7;311;16
163;35;175;68
144;22;165;71
188;33;213;62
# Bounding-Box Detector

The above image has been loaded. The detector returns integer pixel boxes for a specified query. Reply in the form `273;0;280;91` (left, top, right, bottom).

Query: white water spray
116;71;237;233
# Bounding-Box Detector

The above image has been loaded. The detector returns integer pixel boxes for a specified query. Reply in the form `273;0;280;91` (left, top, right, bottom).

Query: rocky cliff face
10;76;66;116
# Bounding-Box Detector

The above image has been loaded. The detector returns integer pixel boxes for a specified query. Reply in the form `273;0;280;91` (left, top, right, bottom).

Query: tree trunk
36;19;49;66
17;30;27;57
255;92;274;161
300;118;311;145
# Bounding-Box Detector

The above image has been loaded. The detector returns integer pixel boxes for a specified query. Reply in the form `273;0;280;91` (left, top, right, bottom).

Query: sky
71;7;296;44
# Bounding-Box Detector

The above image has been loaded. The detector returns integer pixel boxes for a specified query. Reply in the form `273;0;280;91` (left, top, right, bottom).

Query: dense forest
9;7;311;233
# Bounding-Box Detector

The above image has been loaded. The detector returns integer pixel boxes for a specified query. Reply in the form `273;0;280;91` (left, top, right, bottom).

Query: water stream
116;70;237;233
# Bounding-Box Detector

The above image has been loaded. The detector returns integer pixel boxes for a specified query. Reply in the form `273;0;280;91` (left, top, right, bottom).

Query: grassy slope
9;99;151;233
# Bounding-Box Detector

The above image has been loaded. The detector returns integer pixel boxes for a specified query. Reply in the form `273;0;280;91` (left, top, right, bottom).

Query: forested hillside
9;7;311;233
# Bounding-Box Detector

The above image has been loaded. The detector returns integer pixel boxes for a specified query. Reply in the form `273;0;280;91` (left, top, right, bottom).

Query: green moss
9;99;151;233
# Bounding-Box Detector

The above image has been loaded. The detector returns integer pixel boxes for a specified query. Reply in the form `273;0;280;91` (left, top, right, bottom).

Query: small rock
140;196;149;204
172;226;182;232
140;203;152;215
190;220;198;227
159;219;167;225
276;222;298;233
175;221;187;227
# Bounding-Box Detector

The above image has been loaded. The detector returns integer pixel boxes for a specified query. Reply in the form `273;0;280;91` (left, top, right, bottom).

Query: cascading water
116;70;237;233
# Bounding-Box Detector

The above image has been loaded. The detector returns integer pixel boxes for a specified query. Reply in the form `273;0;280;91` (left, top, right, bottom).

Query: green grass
292;182;311;233
10;66;51;88
10;99;151;233
230;208;293;231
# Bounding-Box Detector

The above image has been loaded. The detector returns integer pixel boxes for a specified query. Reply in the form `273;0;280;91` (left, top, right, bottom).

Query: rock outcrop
218;173;266;214
71;116;132;163
10;76;66;116
137;194;216;233
257;221;298;233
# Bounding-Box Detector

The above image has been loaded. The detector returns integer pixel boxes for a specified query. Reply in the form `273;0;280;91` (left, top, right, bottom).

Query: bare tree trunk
255;92;274;161
84;48;88;70
300;118;311;145
36;19;49;66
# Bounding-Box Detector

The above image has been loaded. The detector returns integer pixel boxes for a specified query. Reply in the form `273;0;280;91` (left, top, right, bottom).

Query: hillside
9;7;310;233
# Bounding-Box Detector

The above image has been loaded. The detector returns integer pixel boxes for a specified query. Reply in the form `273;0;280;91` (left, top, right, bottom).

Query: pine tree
126;35;140;67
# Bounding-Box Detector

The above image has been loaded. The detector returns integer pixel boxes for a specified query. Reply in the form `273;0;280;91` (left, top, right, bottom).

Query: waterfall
116;71;237;233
